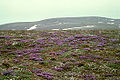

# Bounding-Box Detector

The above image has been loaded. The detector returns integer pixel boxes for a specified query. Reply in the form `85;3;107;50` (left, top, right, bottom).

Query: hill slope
0;16;120;30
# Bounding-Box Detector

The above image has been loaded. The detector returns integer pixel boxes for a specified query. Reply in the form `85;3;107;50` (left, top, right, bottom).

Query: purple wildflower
13;59;19;62
81;74;96;80
51;67;63;71
2;70;14;76
16;55;23;57
30;57;43;61
36;72;54;80
84;48;91;51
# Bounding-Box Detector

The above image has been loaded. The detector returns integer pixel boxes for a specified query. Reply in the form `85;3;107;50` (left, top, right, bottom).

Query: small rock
116;52;120;56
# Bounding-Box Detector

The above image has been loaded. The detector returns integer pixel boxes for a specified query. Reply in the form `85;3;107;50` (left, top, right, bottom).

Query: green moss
107;63;120;69
9;43;24;48
57;52;72;58
18;65;28;69
84;64;90;70
43;61;50;66
14;70;32;75
0;75;13;80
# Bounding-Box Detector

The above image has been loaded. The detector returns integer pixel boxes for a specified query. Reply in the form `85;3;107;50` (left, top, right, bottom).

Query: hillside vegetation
0;30;120;80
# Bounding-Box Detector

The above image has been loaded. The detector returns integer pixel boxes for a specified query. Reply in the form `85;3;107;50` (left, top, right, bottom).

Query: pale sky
0;0;120;25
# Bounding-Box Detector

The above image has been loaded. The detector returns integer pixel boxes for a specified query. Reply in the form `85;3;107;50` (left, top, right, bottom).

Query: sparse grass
107;63;120;69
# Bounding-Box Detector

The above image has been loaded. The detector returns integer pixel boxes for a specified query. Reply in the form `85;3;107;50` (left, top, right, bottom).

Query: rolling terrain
0;16;120;30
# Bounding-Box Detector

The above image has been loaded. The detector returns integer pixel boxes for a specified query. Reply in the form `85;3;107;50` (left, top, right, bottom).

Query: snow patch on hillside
107;22;114;24
52;29;60;30
110;20;115;21
58;23;62;25
62;25;95;30
62;29;69;30
84;25;95;28
27;25;37;30
73;27;83;29
98;22;103;23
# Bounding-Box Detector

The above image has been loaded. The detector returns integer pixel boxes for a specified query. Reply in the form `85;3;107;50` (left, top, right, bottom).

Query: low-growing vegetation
0;30;120;80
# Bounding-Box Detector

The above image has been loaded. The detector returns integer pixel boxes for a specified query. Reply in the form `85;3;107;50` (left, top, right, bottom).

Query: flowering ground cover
0;30;120;80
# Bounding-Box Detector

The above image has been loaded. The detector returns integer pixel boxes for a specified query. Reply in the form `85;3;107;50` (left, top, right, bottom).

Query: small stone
116;52;120;56
50;58;56;61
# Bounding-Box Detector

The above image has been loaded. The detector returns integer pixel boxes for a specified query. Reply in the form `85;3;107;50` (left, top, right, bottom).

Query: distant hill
0;16;120;30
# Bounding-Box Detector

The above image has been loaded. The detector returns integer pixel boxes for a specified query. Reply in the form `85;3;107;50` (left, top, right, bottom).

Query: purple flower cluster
36;72;54;80
0;36;14;39
51;67;63;71
109;60;120;64
16;55;23;57
81;74;96;80
86;54;103;59
1;30;120;79
49;52;63;55
2;70;15;76
102;73;114;77
84;48;91;51
31;68;42;73
64;58;76;62
79;56;91;59
13;59;19;62
30;57;43;61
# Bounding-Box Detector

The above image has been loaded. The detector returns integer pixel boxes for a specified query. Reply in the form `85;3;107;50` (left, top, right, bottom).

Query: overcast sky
0;0;120;25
